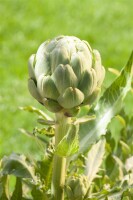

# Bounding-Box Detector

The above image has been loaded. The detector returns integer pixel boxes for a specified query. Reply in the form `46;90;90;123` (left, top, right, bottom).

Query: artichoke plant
28;35;105;200
28;35;105;116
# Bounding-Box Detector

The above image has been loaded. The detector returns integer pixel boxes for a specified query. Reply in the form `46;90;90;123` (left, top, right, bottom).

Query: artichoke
65;175;89;200
28;35;105;115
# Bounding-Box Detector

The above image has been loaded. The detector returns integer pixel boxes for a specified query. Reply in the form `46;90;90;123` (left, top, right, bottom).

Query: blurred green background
0;0;133;157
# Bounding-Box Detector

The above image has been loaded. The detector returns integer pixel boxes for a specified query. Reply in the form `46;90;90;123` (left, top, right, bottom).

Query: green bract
66;175;89;200
28;36;105;115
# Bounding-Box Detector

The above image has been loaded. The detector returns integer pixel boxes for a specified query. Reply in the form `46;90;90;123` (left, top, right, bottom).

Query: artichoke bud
28;36;105;113
42;98;62;112
66;175;89;200
58;87;84;109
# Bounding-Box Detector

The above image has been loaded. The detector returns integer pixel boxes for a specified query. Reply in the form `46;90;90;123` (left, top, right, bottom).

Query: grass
0;0;133;157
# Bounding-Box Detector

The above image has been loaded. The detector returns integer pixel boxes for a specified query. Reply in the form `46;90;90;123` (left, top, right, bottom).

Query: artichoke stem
51;112;71;200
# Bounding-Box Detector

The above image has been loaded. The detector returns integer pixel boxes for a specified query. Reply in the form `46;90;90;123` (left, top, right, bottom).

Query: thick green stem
51;112;71;200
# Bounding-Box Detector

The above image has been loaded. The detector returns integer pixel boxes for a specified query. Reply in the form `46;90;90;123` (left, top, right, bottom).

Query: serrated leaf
1;153;36;182
78;51;133;154
55;124;79;157
86;138;105;186
11;178;22;200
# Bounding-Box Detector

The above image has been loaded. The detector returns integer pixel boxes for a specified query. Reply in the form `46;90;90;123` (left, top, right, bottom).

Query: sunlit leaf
78;51;133;154
1;153;36;182
56;124;79;157
86;138;105;187
19;106;53;120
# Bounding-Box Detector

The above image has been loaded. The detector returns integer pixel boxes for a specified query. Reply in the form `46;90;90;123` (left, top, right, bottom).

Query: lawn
0;0;133;157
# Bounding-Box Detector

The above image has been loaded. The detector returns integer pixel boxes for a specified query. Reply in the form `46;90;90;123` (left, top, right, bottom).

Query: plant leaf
1;153;36;182
55;124;79;157
19;106;53;120
11;178;22;200
0;175;9;200
78;51;133;154
74;115;96;125
86;138;105;187
19;128;50;143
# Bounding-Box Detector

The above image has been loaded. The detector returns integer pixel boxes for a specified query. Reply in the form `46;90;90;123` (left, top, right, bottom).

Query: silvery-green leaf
28;79;42;103
55;124;79;157
43;98;62;113
86;138;105;187
58;87;84;109
52;64;78;94
77;51;133;155
1;153;36;182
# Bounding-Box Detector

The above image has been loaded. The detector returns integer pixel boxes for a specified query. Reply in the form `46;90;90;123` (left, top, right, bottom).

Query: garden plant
0;35;133;200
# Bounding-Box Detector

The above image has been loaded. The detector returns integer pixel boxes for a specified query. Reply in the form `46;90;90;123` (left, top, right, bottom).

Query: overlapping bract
66;175;89;200
28;36;105;115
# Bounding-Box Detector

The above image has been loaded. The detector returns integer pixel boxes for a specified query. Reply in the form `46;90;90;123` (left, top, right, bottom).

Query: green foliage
78;51;133;154
0;52;133;199
55;124;79;157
